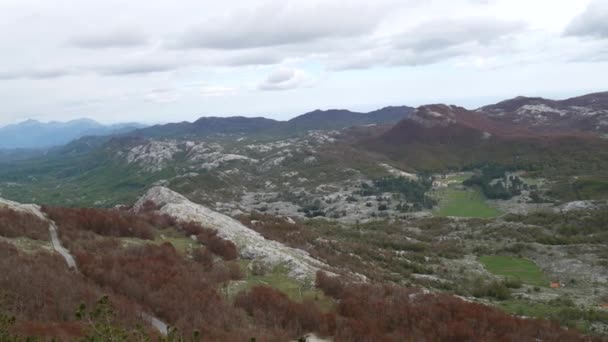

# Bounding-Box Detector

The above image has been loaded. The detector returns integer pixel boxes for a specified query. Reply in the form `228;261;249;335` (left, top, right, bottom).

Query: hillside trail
38;208;169;336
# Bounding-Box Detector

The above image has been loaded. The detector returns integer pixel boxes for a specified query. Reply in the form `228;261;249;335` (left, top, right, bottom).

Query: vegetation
434;186;503;218
479;256;549;287
0;207;49;240
359;176;437;210
463;165;526;200
504;209;608;245
315;272;592;341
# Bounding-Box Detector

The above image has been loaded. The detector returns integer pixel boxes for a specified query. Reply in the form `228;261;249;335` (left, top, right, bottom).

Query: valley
1;92;608;340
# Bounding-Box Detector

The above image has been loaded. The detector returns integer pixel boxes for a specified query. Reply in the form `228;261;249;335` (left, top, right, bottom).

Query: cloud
331;16;526;69
0;68;73;80
96;62;178;76
169;1;387;50
258;67;314;91
564;0;608;39
69;29;149;48
201;86;237;97
143;88;180;103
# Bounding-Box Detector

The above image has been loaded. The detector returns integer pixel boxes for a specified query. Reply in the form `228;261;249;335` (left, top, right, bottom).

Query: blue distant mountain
0;118;145;149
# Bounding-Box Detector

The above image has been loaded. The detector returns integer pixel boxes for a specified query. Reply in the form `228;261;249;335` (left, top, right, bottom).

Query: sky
0;0;607;126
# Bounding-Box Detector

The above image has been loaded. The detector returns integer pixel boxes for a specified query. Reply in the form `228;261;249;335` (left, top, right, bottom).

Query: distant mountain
132;106;414;139
478;92;608;134
133;116;282;139
0;118;145;149
284;106;414;132
366;104;608;170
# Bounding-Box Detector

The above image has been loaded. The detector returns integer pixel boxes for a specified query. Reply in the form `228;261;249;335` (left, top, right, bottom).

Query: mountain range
0;118;145;149
132;106;415;138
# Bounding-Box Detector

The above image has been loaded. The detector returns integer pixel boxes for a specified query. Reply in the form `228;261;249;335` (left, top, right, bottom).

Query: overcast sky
1;0;607;126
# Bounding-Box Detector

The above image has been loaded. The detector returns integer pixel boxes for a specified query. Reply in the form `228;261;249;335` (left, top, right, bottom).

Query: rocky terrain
479;91;608;134
134;186;333;281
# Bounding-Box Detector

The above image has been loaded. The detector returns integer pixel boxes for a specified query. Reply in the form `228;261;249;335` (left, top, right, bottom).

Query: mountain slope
0;118;145;149
366;104;608;171
478;92;608;134
284;106;414;132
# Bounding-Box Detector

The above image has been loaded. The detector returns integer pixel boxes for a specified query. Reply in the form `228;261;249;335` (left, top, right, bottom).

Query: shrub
0;207;49;240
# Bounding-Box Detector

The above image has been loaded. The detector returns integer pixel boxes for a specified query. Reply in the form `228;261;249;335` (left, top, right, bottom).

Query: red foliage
315;272;595;342
42;206;154;240
205;235;238;261
0;207;49;240
193;247;214;270
12;321;85;341
75;241;245;336
235;285;333;337
0;242;141;339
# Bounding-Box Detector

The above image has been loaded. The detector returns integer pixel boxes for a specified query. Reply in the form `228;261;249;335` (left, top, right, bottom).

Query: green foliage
479;256;548;287
472;280;512;300
504;208;608;245
500;297;608;335
77;296;145;342
359;176;436;209
548;177;608;201
0;311;22;342
463;165;524;200
434;187;503;218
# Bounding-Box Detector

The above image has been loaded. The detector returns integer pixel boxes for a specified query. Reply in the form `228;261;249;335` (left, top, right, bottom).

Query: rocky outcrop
134;187;330;281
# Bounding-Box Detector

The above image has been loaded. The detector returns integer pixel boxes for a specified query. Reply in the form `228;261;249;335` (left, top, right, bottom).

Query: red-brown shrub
0;207;49;240
315;272;595;342
234;286;329;337
0;242;142;339
42;206;154;240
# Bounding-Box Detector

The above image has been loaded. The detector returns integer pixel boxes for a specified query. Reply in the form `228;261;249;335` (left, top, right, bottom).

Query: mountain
478;92;608;134
0;118;145;149
284;106;414;132
132;116;282;139
132;106;414;139
367;104;608;170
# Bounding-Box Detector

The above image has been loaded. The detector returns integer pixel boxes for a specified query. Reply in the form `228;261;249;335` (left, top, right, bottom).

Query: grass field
434;186;503;218
479;256;549;287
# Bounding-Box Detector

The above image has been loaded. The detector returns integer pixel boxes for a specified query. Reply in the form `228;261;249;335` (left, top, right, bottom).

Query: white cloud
69;29;149;49
565;0;608;39
201;86;237;97
169;1;389;50
258;67;315;91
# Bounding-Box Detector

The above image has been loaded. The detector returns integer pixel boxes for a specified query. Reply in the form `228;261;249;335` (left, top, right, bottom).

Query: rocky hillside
366;104;608;170
134;186;332;280
478;92;608;134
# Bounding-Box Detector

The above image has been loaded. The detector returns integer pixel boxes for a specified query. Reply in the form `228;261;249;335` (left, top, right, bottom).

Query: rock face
134;187;330;281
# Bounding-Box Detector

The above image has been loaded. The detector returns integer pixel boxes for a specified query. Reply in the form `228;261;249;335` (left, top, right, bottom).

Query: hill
132;106;414;138
478;92;608;134
366;104;608;172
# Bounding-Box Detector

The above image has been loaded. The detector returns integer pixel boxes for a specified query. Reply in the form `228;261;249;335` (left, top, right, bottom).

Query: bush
0;207;49;240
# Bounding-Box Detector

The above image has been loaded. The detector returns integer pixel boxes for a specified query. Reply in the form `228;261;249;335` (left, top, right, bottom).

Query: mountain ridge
478;91;608;133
